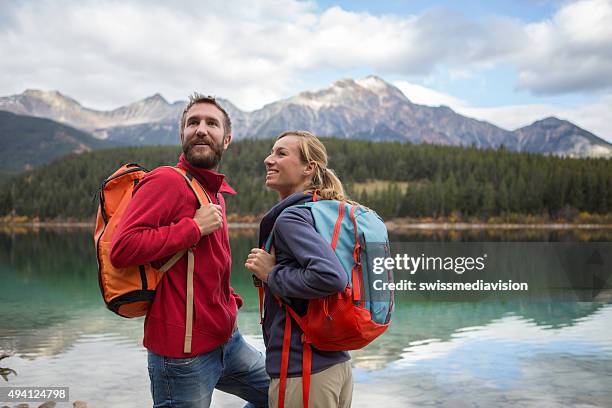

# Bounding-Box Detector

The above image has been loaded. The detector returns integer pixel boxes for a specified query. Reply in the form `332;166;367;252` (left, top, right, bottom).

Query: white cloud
516;0;612;94
394;80;612;143
0;0;320;110
0;0;611;115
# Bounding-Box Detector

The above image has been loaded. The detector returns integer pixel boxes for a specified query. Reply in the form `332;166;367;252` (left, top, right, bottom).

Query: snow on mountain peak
22;89;81;108
142;93;168;104
289;76;397;110
355;76;389;92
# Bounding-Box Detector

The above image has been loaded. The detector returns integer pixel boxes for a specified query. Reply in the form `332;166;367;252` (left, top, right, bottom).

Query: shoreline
1;220;612;230
385;222;612;230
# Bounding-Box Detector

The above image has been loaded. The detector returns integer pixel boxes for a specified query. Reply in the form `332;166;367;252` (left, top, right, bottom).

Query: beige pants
268;361;353;408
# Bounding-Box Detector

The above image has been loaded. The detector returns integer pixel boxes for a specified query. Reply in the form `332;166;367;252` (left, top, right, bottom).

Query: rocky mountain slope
1;77;610;157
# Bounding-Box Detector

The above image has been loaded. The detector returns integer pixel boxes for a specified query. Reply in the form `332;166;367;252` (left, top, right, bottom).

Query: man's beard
182;138;224;169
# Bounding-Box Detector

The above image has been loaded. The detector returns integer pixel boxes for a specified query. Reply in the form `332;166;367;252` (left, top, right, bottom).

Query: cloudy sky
2;0;612;141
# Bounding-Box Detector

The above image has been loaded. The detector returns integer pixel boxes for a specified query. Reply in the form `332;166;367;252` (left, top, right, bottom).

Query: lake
1;228;611;407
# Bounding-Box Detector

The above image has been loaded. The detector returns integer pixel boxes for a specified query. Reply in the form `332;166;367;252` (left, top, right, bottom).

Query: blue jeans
147;329;270;407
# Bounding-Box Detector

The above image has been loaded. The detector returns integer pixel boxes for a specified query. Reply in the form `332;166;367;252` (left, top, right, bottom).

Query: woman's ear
303;161;317;176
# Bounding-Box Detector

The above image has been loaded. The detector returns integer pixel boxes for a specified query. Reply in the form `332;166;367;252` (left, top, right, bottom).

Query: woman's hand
245;247;276;283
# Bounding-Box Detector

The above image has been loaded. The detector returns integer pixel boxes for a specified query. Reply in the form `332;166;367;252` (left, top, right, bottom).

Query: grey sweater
258;192;350;378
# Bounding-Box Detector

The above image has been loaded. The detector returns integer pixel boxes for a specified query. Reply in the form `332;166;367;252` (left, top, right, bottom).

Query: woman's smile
266;168;279;179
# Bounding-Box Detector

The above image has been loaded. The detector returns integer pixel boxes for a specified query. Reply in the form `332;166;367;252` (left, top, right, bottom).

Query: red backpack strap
265;221;313;408
302;342;312;408
257;285;265;325
348;205;363;304
278;309;292;408
254;242;269;325
278;306;312;408
330;201;345;251
281;305;312;408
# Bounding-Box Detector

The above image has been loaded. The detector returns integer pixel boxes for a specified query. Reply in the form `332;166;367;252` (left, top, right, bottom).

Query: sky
1;0;612;141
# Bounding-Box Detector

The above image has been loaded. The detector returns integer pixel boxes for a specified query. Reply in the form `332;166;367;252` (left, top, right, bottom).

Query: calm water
1;228;611;407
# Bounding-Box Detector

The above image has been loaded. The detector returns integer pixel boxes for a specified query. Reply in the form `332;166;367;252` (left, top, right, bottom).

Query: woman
245;130;354;408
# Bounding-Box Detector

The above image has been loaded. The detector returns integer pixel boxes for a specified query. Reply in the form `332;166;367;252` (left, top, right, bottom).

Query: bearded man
111;93;269;408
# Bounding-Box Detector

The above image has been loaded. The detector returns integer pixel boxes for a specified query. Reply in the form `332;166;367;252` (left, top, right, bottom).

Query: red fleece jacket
110;155;242;358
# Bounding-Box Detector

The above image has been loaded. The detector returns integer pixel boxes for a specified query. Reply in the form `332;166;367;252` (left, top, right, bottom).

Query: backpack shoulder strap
169;167;212;207
160;166;211;354
155;166;212;274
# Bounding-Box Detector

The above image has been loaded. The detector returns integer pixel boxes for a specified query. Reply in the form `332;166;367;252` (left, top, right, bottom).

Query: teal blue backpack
263;198;394;408
279;199;394;325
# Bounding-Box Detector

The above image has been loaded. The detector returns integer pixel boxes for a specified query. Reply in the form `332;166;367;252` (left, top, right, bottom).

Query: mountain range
1;76;611;162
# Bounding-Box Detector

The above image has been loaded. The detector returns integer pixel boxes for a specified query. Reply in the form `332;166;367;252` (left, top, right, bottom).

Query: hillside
0;111;115;178
515;117;612;158
1;139;610;221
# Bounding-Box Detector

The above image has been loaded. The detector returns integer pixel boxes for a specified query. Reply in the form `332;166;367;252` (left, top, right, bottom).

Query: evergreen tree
1;138;611;220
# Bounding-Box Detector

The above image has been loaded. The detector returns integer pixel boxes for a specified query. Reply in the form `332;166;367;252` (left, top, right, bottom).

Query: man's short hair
180;93;232;139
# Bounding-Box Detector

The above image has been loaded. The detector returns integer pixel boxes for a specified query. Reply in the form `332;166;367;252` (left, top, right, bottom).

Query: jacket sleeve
266;207;347;299
110;168;201;268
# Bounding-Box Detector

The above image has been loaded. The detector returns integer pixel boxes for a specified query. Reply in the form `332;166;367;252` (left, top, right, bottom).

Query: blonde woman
245;131;353;408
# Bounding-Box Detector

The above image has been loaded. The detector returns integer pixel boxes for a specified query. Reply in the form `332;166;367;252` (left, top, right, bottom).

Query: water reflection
352;299;609;371
0;229;611;407
390;228;612;242
356;306;612;407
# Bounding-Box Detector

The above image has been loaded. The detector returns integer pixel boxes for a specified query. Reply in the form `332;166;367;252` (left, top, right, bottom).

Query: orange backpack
94;163;209;353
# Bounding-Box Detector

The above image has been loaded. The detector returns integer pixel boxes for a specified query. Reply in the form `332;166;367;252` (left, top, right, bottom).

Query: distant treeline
1;138;611;220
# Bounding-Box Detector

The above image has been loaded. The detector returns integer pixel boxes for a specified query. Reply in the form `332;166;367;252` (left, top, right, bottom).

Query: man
110;93;269;407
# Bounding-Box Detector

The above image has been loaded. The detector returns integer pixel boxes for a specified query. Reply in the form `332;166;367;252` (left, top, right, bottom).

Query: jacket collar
258;191;312;247
177;154;236;196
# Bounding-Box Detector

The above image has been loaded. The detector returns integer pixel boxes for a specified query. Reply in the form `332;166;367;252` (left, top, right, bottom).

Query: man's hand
245;247;276;283
193;204;223;236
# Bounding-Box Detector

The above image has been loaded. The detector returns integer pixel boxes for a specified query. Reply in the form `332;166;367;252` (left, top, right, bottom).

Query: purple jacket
258;192;350;378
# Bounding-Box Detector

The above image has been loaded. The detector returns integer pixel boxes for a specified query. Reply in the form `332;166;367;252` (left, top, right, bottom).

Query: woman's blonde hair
277;130;357;204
